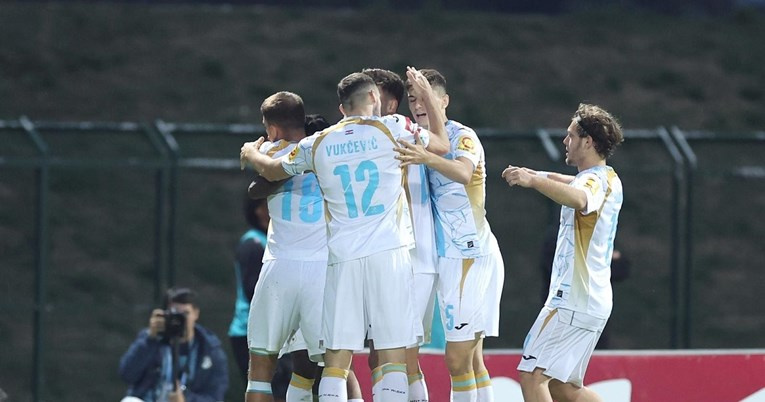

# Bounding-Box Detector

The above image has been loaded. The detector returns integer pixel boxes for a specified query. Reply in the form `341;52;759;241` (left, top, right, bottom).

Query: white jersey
545;165;623;319
260;140;328;262
429;120;493;258
282;114;430;264
407;163;437;273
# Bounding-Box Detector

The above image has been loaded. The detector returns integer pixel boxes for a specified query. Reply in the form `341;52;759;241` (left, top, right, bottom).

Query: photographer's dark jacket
119;324;228;402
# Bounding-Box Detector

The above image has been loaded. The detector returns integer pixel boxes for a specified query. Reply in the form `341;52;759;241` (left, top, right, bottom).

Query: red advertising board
350;349;765;401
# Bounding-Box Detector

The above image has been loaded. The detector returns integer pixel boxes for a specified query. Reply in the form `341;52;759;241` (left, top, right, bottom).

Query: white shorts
320;247;419;351
247;259;326;362
517;307;606;387
412;272;437;345
482;236;505;337
279;328;307;357
436;254;494;342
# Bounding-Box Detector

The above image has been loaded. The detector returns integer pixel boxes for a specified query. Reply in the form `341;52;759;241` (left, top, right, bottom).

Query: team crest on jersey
288;146;299;161
457;136;476;153
584;178;600;195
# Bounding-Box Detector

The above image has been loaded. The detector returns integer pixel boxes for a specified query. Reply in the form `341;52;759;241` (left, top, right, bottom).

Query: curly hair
572;103;624;159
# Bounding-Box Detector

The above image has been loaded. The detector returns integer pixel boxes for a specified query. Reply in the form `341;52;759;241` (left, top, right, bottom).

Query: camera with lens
159;307;187;343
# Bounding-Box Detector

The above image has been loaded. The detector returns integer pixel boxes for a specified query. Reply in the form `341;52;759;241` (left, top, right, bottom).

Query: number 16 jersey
260;140;328;262
282;114;430;264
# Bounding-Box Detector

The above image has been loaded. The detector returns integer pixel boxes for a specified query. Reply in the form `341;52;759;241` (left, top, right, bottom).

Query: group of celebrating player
239;66;625;402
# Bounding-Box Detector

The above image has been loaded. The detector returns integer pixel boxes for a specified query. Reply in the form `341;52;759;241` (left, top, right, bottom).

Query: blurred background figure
228;195;268;379
119;287;229;402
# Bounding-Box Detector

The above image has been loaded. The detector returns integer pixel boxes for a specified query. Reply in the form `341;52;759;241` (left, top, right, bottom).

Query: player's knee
444;349;471;375
518;369;549;390
248;353;277;380
549;380;596;402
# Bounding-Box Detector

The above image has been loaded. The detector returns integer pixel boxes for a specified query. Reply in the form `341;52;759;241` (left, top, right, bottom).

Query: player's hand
405;66;433;98
395;133;431;167
148;309;165;338
240;137;265;170
502;164;534;188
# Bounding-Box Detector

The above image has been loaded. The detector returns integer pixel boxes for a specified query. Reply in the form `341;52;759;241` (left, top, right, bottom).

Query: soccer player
502;103;624;402
240;68;448;402
243;92;329;402
249;112;366;402
395;69;505;402
361;68;438;402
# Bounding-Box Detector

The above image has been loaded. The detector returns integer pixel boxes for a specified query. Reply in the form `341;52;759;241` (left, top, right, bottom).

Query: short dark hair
407;68;447;93
243;194;267;231
362;68;405;105
260;91;305;130
164;287;197;308
304;113;330;136
337;72;376;110
572;103;624;159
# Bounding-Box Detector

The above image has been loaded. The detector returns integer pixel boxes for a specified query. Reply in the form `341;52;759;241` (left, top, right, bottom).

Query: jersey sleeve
259;140;275;155
452;129;480;170
574;172;606;215
281;136;315;175
384;114;430;148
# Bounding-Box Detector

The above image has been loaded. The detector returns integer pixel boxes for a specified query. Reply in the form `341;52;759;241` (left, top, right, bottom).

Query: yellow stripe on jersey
584;177;601;196
266;140;294;157
572;211;597;306
310;120;347;170
355;118;398;147
529;308;558;351
571;172;614;307
539;308;558;333
309;117;399;168
459;258;475;301
465;160;487;236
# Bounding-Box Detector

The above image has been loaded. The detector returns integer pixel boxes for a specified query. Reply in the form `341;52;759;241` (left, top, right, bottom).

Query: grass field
1;3;764;401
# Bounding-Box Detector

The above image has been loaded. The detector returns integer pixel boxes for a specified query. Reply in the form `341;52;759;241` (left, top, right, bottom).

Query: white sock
451;372;477;402
287;373;315;402
379;363;408;402
246;380;273;396
407;372;428;402
349;399;365;402
319;367;348;402
475;370;494;402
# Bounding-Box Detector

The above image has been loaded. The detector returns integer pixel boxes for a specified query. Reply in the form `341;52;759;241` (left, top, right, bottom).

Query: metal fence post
154;120;180;289
143;123;172;303
20;116;49;402
657;126;687;348
670;126;697;348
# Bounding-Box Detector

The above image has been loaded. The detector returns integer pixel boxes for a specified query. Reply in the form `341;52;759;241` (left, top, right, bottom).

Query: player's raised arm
240;137;291;182
406;66;448;155
396;138;474;184
502;164;588;210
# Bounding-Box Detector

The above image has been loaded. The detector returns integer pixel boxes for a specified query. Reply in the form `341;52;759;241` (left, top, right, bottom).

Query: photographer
119;287;228;402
